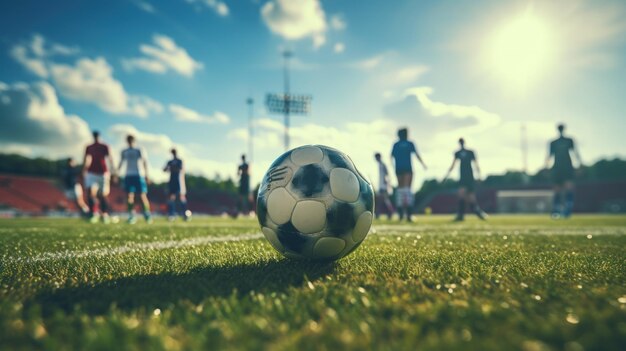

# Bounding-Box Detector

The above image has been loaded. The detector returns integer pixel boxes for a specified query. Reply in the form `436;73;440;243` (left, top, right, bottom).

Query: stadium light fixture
265;50;312;151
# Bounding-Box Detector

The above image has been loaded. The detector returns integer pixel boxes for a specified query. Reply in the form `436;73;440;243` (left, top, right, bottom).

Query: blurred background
0;0;625;217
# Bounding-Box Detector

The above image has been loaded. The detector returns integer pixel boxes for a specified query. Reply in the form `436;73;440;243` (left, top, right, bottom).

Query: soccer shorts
459;177;475;192
85;172;110;195
124;175;147;194
168;178;186;196
552;167;574;185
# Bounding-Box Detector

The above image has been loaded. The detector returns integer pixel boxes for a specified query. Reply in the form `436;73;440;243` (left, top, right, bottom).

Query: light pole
246;97;254;163
282;50;292;150
265;50;312;152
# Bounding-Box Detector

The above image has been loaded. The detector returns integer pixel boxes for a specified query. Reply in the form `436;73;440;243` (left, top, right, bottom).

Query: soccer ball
257;145;374;260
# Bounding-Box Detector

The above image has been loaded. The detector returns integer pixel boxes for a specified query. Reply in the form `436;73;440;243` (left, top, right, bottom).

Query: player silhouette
82;131;116;224
545;124;582;218
236;154;250;217
164;148;190;221
374;153;394;219
391;128;427;221
443;138;487;221
118;135;152;224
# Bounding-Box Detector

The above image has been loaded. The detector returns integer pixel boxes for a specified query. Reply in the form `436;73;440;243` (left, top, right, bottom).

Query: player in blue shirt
545;124;582;218
391;128;427;221
163;148;190;221
443;138;487;221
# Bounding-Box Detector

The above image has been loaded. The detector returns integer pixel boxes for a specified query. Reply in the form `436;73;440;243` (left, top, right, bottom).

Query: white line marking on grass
5;233;264;264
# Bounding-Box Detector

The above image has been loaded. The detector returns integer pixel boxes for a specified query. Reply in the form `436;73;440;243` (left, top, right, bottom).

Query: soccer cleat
476;210;488;220
101;214;111;225
89;214;99;224
453;216;464;222
144;213;153;224
127;216;137;225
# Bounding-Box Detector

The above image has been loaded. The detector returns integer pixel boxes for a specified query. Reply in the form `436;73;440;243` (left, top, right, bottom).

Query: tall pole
283;50;292;151
246;97;254;163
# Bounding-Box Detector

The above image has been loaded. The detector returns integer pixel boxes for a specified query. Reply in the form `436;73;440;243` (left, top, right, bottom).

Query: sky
0;0;625;188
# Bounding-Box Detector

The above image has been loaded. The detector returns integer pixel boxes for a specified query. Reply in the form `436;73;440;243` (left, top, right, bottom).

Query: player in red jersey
82;131;117;223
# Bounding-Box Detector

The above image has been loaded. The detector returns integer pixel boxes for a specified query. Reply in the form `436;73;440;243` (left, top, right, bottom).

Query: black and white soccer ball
257;145;374;260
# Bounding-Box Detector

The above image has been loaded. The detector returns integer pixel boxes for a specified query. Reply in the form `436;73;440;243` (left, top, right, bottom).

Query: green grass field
1;215;625;350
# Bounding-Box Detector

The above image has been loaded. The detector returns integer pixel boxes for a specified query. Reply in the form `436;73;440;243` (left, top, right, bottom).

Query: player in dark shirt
443;138;487;221
163;148;190;221
391;128;427;221
82;131;116;223
545;124;582;218
236;154;250;217
61;157;89;216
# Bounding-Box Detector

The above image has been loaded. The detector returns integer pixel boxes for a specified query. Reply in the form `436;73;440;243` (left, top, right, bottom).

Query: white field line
4;233;264;264
5;224;625;264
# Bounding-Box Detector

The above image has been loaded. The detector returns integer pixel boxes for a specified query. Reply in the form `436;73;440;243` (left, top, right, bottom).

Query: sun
484;8;557;93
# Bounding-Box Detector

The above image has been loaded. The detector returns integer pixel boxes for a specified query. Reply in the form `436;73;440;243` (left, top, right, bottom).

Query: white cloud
329;14;346;31
0;81;92;158
261;0;328;48
404;86;501;135
50;57;163;118
9;35;80;79
353;54;385;70
169;104;230;124
10;45;48;78
10;35;162;118
108;124;235;182
186;0;229;17
334;42;345;54
122;34;204;77
136;1;156;13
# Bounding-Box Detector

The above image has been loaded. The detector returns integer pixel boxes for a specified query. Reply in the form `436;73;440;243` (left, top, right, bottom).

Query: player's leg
137;176;151;223
74;184;89;216
455;187;467;221
563;180;575;218
401;172;414;222
167;193;177;220
125;176;136;223
395;173;405;220
85;173;97;219
179;193;189;220
551;184;563;218
468;191;487;220
98;174;111;224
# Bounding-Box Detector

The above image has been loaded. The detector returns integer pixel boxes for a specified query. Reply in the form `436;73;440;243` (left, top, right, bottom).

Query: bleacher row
0;174;238;216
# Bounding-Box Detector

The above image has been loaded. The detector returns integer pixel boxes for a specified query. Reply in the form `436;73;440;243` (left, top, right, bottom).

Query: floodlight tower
246;97;254;163
283;50;292;150
265;50;312;151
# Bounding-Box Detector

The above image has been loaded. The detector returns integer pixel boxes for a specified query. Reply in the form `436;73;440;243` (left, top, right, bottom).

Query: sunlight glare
485;9;557;93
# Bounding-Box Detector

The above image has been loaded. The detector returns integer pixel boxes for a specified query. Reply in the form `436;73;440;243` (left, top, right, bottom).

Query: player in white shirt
118;135;152;224
375;153;395;219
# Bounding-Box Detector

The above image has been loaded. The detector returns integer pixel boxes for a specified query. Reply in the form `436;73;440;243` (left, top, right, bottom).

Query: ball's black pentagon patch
291;164;329;197
321;146;356;172
358;177;375;212
326;202;357;236
276;221;308;253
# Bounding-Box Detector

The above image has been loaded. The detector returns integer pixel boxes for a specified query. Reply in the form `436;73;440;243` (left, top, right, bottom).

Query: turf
0;215;625;351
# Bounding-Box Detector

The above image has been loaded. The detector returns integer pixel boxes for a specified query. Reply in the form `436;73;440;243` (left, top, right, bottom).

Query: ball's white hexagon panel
266;187;297;225
352;211;373;243
291;200;327;234
290;146;324;166
313;237;346;258
329;168;360;202
262;227;285;253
